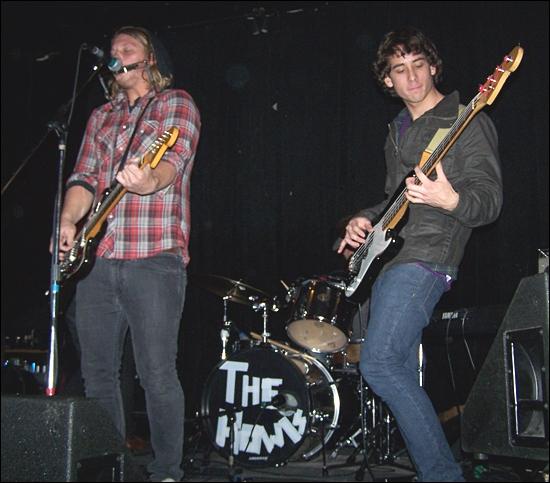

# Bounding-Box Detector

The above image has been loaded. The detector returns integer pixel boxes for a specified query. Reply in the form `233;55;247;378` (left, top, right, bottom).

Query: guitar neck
380;94;480;231
82;182;127;240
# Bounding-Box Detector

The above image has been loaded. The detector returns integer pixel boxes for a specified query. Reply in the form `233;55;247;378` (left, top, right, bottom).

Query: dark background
2;1;548;416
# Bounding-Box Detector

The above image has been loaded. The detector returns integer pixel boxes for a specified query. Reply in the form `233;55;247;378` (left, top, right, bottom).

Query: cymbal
192;274;272;306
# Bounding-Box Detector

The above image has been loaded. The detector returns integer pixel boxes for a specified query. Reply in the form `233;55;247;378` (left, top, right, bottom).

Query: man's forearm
61;185;95;224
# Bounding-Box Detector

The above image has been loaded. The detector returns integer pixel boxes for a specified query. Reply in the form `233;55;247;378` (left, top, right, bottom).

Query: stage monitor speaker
461;272;549;461
424;304;507;414
1;395;130;481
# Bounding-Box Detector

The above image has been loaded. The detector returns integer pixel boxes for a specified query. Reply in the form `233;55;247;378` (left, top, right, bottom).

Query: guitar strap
113;97;155;181
423;104;465;155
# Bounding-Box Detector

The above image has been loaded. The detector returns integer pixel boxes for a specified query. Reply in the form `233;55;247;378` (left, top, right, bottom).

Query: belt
164;247;183;256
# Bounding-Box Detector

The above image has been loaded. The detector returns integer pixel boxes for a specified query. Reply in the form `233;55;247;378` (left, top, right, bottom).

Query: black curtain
2;2;548;415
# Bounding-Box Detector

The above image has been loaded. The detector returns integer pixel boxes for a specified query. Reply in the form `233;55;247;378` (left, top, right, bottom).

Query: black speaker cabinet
461;272;549;461
1;395;128;481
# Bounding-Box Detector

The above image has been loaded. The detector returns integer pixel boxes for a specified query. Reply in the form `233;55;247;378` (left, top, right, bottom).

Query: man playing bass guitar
338;27;510;481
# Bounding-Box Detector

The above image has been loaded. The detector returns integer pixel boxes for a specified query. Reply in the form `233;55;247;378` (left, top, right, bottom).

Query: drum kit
193;273;405;476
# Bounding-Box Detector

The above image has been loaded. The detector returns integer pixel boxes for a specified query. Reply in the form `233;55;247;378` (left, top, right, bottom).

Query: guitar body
60;234;99;282
59;190;110;282
345;171;412;301
345;228;403;303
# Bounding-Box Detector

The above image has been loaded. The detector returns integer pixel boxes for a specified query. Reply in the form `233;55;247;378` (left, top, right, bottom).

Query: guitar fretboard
381;95;478;231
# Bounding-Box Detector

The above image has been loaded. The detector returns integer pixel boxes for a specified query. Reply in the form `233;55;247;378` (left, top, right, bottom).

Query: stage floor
126;427;546;482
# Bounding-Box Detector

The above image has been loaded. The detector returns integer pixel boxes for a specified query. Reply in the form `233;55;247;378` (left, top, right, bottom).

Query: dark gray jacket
358;91;503;275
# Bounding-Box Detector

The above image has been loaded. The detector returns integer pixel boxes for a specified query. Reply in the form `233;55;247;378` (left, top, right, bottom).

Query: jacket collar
393;90;460;126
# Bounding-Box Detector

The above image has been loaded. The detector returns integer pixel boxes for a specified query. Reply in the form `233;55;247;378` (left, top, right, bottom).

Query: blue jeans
360;263;464;482
76;253;186;482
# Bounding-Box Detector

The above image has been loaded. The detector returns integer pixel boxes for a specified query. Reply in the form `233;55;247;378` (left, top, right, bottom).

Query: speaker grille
505;327;547;445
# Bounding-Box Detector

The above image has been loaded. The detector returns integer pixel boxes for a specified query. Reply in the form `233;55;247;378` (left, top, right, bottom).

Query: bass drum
201;345;355;467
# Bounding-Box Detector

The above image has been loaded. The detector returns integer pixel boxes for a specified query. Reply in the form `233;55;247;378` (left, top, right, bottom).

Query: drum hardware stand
318;412;329;477
182;414;214;477
320;374;375;481
220;296;232;360
250;296;270;343
329;427;362;458
354;379;375;481
227;408;243;482
218;398;282;479
217;405;247;482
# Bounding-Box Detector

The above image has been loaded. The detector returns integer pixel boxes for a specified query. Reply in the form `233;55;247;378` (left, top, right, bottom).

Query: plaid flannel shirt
66;88;201;265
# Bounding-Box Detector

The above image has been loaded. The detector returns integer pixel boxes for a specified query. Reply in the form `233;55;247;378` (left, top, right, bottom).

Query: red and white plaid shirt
67;88;201;265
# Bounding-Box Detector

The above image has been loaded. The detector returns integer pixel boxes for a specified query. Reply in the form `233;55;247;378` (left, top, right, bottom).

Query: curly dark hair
373;27;443;96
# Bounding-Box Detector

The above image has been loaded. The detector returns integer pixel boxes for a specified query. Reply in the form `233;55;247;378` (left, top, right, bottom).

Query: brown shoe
125;435;150;453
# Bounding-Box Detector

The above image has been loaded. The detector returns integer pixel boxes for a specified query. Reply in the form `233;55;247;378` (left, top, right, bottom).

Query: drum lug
311;410;331;422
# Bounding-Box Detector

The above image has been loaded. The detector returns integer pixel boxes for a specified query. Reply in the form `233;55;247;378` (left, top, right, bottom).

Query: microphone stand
30;52;109;396
44;121;68;396
217;404;245;482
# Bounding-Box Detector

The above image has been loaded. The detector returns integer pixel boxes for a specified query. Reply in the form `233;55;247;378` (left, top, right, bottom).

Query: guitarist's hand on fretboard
115;156;156;195
337;216;374;254
405;164;459;211
116;155;177;196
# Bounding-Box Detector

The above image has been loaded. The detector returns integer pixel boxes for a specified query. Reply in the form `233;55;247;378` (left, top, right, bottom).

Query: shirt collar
110;88;156;110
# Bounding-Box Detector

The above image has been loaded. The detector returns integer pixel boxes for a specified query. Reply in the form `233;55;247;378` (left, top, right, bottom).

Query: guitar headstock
477;46;524;107
140;127;180;168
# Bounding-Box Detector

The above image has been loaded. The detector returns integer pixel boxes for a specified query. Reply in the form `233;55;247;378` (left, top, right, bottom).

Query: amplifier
425;305;508;338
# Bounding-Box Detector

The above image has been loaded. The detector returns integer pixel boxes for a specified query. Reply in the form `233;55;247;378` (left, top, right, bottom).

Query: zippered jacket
357;91;503;274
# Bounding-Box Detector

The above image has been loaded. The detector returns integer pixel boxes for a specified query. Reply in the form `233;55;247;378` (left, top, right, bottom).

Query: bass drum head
201;346;312;467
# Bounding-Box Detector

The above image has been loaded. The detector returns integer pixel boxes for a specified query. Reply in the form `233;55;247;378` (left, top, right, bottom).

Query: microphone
82;44;125;76
82;44;105;60
107;57;123;73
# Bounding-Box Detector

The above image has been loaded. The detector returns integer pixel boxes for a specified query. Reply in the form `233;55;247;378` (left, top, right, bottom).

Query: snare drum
286;277;349;353
201;345;356;467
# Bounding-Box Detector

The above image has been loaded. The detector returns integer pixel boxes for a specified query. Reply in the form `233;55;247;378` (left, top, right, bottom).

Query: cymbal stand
250;297;270;343
220;297;231;360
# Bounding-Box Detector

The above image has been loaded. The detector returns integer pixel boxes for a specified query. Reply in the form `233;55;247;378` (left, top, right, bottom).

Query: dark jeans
360;263;464;482
76;253;186;482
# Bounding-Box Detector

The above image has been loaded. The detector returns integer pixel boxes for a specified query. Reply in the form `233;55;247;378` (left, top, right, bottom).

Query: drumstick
280;280;289;290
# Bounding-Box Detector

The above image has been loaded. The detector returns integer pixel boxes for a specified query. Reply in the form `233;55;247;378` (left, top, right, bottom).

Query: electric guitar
59;127;180;283
344;46;524;298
